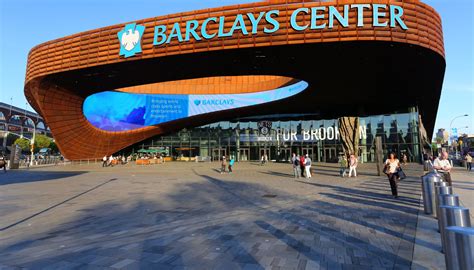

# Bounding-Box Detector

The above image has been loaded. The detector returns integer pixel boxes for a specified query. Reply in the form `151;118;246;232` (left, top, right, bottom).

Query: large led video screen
83;80;308;131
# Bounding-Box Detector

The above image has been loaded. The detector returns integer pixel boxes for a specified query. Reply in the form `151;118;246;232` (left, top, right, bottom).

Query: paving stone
0;163;433;269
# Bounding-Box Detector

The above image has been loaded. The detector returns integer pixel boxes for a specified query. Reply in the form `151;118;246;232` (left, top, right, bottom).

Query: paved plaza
0;161;466;269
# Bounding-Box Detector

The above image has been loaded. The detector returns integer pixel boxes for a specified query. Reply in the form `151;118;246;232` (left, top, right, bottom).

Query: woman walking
348;154;358;177
228;156;235;173
221;156;227;174
384;152;401;198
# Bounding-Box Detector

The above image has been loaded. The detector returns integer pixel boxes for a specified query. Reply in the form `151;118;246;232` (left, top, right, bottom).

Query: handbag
397;167;406;179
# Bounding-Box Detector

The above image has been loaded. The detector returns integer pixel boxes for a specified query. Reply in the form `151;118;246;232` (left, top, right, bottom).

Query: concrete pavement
0;162;448;269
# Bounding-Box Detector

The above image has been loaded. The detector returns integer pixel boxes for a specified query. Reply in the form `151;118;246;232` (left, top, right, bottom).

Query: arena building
24;0;445;161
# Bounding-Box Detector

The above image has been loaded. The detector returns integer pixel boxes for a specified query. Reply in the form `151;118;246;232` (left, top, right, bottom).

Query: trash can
445;226;474;270
439;205;471;256
421;172;443;214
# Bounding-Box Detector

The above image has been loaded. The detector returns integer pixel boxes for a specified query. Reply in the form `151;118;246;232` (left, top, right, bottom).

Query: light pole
449;114;468;158
21;114;36;167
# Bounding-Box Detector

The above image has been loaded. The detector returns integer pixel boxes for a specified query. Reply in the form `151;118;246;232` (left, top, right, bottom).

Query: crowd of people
101;153;165;167
290;153;313;179
97;148;467;200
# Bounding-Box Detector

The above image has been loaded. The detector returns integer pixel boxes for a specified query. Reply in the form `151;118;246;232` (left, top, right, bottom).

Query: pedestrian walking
228;156;235;173
108;155;114;167
348;154;358;177
0;153;6;173
102;155;107;167
299;154;306;177
465;153;472;171
402;153;408;165
221;156;227;174
384;152;400;198
291;153;300;179
339;154;348;177
304;154;312;178
433;152;452;185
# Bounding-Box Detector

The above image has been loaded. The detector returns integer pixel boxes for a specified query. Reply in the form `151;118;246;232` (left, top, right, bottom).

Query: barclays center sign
118;4;408;58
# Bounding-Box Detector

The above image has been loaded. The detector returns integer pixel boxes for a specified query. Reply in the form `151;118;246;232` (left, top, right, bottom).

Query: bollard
434;185;453;219
437;194;460;231
421;172;443;214
445;226;474;270
439;206;471;256
437;194;460;235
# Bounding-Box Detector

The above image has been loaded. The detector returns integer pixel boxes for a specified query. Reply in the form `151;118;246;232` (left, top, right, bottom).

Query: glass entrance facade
123;109;422;163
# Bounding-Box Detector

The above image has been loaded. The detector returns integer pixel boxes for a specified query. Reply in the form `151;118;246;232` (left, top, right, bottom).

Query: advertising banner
83;80;308;132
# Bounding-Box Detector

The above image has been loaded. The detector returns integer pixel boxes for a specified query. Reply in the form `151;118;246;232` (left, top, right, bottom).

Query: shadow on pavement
0;169;426;269
0;170;87;185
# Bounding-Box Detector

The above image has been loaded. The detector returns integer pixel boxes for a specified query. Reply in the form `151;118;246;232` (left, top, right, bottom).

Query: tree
338;117;360;156
34;134;51;149
13;138;30;152
49;141;58;153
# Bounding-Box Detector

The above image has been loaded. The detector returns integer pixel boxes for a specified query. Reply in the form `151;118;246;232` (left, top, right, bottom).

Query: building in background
0;102;52;152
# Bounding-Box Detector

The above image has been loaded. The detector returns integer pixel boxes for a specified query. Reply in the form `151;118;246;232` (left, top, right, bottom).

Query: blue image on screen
83;91;147;131
83;80;308;132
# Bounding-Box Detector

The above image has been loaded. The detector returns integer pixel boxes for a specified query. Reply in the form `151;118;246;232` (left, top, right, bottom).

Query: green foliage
49;141;59;153
14;138;30;151
13;134;53;153
34;134;51;149
435;136;443;144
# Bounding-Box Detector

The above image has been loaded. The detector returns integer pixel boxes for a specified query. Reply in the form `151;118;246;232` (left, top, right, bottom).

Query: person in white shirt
433;152;452;185
384;152;401;198
348;154;358;177
465;153;472;171
102;155;107;167
304;154;312;178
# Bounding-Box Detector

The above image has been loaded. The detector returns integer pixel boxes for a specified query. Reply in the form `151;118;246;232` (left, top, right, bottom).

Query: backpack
306;158;311;166
293;158;300;166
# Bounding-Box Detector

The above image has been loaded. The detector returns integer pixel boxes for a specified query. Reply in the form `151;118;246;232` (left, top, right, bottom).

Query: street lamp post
449;114;469;158
21;115;36;167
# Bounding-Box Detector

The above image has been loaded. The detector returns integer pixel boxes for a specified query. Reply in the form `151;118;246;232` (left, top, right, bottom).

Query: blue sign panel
83;80;308;132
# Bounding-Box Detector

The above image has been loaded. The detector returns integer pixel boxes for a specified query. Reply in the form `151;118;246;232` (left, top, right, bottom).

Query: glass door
212;148;227;161
302;147;314;161
239;148;249;161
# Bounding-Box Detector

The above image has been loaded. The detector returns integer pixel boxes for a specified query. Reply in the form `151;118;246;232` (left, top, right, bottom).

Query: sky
0;0;472;139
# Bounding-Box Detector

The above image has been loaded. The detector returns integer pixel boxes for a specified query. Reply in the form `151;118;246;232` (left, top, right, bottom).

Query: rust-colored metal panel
24;0;445;160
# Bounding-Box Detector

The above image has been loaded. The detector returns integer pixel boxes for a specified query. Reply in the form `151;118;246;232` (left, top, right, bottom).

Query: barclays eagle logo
118;23;145;58
194;100;201;106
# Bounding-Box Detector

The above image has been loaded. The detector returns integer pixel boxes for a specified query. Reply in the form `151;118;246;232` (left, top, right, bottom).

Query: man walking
304;154;312;178
291;153;300;179
102;155;107;167
339;154;348;177
465;153;472;171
